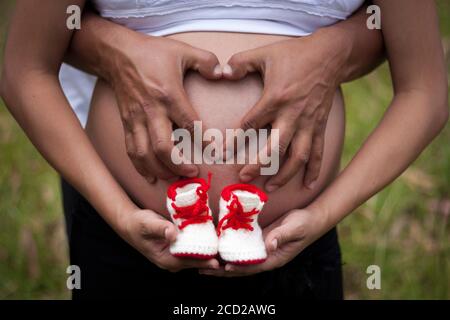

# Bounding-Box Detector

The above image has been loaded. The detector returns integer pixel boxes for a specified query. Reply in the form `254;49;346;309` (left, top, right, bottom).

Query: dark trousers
61;179;343;300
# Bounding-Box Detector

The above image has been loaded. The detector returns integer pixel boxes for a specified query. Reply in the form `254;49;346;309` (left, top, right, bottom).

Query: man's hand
67;12;222;183
107;35;222;183
222;31;350;192
198;206;331;277
119;209;220;272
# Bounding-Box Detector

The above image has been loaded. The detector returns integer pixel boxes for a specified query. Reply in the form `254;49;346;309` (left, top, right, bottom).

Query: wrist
311;26;353;85
305;197;335;230
93;24;145;83
94;187;139;238
114;198;139;237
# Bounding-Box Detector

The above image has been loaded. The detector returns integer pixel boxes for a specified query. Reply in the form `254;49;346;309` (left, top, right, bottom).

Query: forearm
0;0;138;237
311;91;448;226
313;2;385;84
308;0;448;228
64;9;141;81
1;73;137;232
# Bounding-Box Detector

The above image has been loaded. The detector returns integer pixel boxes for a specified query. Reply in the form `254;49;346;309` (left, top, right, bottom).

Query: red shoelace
171;173;212;230
216;194;259;236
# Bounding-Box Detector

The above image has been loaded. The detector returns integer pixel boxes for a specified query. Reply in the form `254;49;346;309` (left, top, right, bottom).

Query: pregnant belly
85;32;345;227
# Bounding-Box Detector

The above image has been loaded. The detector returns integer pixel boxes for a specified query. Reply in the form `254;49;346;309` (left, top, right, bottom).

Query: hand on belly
85;32;345;227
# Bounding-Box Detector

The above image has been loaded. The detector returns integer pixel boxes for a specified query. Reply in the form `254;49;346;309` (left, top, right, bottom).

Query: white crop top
60;0;364;126
92;0;364;36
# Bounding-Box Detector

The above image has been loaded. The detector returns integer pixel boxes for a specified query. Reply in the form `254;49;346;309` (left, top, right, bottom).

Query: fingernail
265;184;279;193
164;228;169;240
225;264;233;272
209;262;219;269
271;239;278;251
306;181;317;190
213;64;222;77
223;64;232;76
186;167;198;178
240;174;252;183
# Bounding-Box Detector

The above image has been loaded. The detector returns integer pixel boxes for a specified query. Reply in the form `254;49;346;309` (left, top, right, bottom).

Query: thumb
142;213;178;242
265;222;300;253
184;47;222;80
223;48;264;80
164;223;178;243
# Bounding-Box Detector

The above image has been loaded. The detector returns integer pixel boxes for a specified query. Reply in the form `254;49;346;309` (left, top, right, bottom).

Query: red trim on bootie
217;184;268;236
172;252;217;259
221;183;268;202
167;172;212;201
228;258;267;265
168;172;213;230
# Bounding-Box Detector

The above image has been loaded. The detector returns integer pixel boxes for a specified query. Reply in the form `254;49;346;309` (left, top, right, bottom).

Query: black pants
61;179;343;300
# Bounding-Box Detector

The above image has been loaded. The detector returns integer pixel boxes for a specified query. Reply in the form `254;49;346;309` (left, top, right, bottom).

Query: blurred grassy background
0;1;449;299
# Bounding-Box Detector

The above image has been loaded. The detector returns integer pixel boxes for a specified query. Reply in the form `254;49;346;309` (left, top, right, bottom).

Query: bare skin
85;32;345;228
203;0;448;277
1;0;447;276
67;5;384;191
1;0;220;273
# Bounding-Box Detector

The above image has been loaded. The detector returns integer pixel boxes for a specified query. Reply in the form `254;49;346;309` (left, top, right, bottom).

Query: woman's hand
118;208;220;272
199;205;331;277
67;12;223;183
222;31;350;192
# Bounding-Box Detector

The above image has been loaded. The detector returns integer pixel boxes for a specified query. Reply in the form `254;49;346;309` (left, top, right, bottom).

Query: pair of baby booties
166;174;268;265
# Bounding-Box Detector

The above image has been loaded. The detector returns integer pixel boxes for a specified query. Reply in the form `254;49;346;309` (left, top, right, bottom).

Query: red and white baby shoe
216;184;268;265
166;174;218;259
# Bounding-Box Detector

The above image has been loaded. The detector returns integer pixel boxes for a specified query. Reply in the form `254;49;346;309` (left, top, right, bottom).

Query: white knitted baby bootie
217;184;268;265
166;174;218;259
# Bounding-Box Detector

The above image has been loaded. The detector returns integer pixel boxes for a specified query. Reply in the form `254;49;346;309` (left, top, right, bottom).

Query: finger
222;262;267;276
239;118;296;183
168;90;199;136
132;123;174;181
167;257;220;272
264;223;303;253
223;94;274;162
198;268;236;277
125;131;152;181
261;215;284;239
141;215;177;241
147;111;199;178
237;140;269;183
163;224;178;243
265;126;313;192
303;122;326;190
184;47;222;80
223;48;265;80
198;266;244;277
198;268;226;276
199;260;269;277
120;104;157;183
240;93;275;131
171;90;211;152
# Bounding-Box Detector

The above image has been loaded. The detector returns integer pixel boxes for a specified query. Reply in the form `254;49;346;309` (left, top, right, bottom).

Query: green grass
0;1;449;299
340;65;450;299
